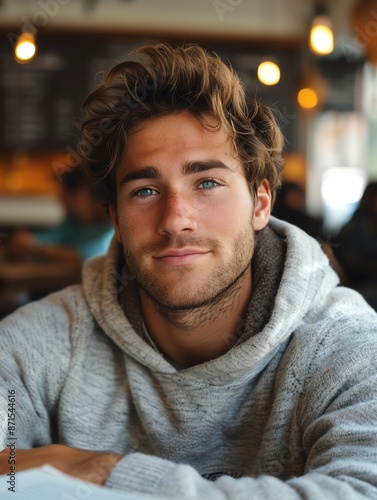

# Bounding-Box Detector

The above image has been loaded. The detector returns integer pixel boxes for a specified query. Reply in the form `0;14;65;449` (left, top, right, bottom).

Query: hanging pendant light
257;60;281;86
14;32;37;64
309;2;334;56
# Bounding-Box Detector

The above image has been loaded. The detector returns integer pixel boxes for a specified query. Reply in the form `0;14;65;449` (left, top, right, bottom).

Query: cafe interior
0;0;377;317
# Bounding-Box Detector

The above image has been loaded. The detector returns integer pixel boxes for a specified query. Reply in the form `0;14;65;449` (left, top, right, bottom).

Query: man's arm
0;445;121;485
2;372;377;498
6;230;82;265
0;296;74;450
101;338;377;499
0;291;123;486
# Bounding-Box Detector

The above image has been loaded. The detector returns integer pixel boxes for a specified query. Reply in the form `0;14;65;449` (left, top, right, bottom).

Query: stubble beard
122;224;255;329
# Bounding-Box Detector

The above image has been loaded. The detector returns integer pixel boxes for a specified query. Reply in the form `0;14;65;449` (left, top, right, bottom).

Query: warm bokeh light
14;33;36;63
297;88;318;109
257;61;280;86
309;16;334;55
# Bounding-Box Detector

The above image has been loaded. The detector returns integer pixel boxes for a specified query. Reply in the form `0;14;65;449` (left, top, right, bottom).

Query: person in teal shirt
8;166;114;264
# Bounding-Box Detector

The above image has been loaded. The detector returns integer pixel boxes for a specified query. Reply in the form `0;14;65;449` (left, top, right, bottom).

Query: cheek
218;194;253;223
117;206;155;247
115;207;137;241
204;200;252;240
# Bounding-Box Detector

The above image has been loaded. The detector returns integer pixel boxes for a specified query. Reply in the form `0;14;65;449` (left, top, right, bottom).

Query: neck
139;266;252;368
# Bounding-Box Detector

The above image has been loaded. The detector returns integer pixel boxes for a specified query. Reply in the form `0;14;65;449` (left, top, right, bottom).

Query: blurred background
1;0;377;313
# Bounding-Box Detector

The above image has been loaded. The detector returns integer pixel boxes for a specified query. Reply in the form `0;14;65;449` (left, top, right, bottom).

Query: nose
157;192;198;235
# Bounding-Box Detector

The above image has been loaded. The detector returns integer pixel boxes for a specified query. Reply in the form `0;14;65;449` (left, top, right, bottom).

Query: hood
82;217;340;383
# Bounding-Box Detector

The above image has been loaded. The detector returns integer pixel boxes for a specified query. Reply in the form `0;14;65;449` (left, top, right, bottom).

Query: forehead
124;112;235;162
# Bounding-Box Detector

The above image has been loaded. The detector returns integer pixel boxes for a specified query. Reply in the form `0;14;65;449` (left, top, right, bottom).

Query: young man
1;43;377;498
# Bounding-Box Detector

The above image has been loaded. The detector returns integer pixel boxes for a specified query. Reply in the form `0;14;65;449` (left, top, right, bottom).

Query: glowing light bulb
309;16;334;55
297;88;318;109
257;61;280;86
15;33;36;63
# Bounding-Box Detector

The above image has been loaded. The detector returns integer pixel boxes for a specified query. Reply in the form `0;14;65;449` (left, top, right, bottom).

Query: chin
146;280;235;311
153;293;206;311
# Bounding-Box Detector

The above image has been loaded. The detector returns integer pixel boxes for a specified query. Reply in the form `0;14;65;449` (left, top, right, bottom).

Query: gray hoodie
1;217;377;499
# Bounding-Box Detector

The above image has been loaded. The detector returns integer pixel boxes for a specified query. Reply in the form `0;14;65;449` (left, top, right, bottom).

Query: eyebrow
120;166;160;186
183;160;232;176
119;160;233;186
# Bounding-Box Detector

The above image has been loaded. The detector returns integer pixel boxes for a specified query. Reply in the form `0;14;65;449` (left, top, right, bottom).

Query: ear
109;203;122;243
253;179;271;231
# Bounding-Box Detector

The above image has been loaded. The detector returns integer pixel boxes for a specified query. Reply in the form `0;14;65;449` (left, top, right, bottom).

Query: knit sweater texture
1;217;377;499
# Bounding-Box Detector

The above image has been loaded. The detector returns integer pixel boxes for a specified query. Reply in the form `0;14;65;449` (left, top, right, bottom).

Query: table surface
0;258;82;294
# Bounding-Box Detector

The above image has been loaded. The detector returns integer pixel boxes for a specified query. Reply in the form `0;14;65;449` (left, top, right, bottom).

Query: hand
0;444;122;485
6;231;41;261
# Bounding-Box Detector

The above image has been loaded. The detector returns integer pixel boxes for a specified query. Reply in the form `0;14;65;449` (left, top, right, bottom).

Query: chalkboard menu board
0;35;301;151
0;37;138;150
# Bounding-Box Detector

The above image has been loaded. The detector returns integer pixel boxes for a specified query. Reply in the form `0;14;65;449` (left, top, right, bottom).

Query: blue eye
133;187;157;198
199;179;219;189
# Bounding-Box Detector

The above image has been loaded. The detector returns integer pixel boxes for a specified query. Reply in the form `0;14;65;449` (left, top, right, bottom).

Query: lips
154;248;210;265
155;248;207;258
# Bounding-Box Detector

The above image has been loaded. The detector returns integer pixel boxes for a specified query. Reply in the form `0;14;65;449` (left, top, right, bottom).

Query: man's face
110;112;271;310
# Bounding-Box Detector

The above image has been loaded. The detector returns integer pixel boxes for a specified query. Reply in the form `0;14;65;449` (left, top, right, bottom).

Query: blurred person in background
272;181;345;279
334;181;377;310
6;166;114;265
272;181;323;239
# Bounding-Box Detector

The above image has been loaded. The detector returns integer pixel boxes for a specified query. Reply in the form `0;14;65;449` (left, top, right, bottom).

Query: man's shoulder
287;285;377;374
281;286;377;431
0;284;91;342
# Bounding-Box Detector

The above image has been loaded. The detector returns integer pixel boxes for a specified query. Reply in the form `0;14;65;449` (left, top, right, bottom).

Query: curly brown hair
79;42;285;208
